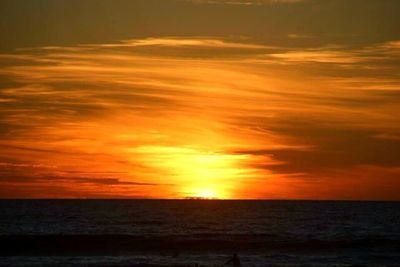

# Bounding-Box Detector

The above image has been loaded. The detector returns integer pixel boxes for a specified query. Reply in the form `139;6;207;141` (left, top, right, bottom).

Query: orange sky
0;0;400;199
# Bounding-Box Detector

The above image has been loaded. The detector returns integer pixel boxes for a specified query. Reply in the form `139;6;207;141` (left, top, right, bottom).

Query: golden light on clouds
0;36;400;199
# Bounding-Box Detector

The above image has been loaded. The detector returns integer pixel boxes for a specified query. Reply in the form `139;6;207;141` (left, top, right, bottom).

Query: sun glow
131;145;250;199
188;188;219;199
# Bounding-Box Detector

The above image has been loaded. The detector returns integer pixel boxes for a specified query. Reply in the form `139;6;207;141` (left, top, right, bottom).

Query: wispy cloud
183;0;305;5
91;37;271;49
270;50;363;63
0;37;399;199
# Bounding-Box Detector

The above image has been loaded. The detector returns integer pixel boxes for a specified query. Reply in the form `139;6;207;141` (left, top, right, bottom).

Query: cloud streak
183;0;305;5
0;37;399;199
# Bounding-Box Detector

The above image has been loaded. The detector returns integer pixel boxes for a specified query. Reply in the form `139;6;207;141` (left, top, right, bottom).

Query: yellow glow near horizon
131;145;250;199
178;153;241;199
190;188;218;199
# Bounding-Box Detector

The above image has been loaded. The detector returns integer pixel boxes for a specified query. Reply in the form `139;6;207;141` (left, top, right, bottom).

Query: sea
0;200;399;267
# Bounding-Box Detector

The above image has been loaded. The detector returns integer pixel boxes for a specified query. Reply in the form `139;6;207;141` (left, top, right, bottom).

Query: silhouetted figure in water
225;253;241;267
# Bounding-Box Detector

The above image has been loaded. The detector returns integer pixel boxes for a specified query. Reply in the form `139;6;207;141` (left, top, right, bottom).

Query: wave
1;235;400;256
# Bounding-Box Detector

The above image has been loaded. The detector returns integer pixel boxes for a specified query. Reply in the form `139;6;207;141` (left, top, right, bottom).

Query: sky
0;0;400;199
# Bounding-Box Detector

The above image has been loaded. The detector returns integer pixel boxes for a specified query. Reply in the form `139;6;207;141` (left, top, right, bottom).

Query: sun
132;145;250;199
186;188;220;199
176;151;247;199
197;189;217;199
158;148;243;199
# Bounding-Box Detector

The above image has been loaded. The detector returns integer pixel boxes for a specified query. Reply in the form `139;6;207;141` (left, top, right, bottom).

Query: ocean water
0;200;399;267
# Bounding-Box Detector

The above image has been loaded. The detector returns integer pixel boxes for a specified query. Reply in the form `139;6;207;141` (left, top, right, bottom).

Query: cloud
251;121;400;172
183;0;305;5
0;37;400;199
0;173;167;186
91;37;270;49
270;50;363;63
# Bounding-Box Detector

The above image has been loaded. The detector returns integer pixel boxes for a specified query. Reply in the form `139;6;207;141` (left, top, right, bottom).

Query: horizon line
0;198;399;202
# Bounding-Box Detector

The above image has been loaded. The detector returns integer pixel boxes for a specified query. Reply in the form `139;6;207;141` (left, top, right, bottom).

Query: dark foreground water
0;200;399;267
